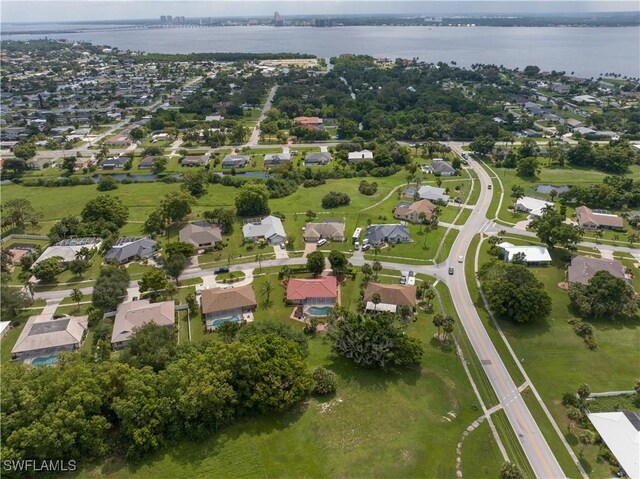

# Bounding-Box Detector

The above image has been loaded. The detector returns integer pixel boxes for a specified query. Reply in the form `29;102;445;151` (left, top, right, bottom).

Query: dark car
488;184;492;190
448;267;454;275
214;267;230;274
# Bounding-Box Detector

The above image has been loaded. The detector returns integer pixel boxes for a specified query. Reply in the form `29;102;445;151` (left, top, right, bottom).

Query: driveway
303;242;317;258
274;245;289;259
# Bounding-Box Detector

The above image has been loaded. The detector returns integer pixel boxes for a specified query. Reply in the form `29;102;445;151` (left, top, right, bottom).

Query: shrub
358;180;378;196
321;191;350;209
312;367;338;395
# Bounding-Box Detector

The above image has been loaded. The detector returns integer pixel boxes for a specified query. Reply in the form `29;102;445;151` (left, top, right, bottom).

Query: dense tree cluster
478;261;552;323
529;208;583;250
91;265;130;312
1;329;312;466
566;140;637;174
358;180;378;195
235;182;270;217
569;271;638;321
560;176;640;209
328;311;423;369
321;191;351;209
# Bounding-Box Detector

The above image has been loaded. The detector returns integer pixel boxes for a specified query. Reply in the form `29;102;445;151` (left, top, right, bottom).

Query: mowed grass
76;267;504;479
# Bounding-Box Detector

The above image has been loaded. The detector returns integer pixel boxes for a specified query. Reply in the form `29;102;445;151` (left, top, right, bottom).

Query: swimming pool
31;354;59;366
211;316;241;328
306;306;332;316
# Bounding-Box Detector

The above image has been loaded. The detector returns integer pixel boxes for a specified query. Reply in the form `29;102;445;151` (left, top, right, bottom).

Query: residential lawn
473;235;640;478
77;266;505;479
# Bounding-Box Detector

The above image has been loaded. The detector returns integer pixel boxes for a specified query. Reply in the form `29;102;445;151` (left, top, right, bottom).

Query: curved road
446;142;566;478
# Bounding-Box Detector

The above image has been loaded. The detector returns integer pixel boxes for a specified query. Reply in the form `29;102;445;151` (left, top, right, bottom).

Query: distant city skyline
2;1;638;23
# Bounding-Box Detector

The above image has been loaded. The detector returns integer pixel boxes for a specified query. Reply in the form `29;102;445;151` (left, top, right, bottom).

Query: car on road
448;267;454;275
279;243;286;249
488;184;492;190
458;255;464;263
214;267;230;274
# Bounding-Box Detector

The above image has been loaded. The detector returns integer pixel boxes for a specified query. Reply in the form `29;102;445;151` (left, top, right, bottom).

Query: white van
354;241;360;250
317;239;327;247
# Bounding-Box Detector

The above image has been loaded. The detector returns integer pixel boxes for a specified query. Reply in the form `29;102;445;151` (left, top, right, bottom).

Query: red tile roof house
286;276;338;319
294;116;324;131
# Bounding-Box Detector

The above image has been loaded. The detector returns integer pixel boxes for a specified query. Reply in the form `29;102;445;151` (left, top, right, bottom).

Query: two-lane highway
446;142;566;478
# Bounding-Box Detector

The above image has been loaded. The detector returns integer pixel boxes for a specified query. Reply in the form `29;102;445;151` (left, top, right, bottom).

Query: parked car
362;244;371;251
354;241;360;250
317;239;327;246
408;270;415;277
214;267;230;274
279;243;286;249
448;267;454;275
454;197;462;204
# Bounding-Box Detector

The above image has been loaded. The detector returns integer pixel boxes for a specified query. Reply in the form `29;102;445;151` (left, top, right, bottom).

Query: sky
1;1;638;23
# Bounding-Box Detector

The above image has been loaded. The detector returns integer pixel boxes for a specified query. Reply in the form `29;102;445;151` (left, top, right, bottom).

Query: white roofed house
111;300;175;350
347;149;374;164
498;242;552;265
11;314;88;363
514;196;554;217
588;412;640;479
32;238;101;267
417;186;450;204
242;216;286;245
263;153;291;167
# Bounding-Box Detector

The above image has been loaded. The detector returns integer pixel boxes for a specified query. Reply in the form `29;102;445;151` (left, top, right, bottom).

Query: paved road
446;142;566;478
246;85;278;147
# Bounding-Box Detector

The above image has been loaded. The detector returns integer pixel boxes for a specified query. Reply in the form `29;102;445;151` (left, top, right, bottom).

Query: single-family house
222;154;249;168
304;152;332;166
366;224;412;245
263;153;291;167
573;126;597;136
294;116;324;130
179;221;222;251
33;238;101;267
498;242;552;265
102;156;129;169
515;197;554;217
565;118;585;129
348;149;374;163
417;186;450;204
587;412;640;479
393;199;436;223
139;156;157;169
104;135;131;147
363;283;417;313
426;158;456;176
524;102;545;115
303;221;346;242
286;276;338;317
572;95;598;105
12;314;88;362
0;321;10;339
200;285;257;330
104;237;157;264
242;216;286;245
181;155;210;167
567;256;627;285
575;206;623;230
111;300;175;350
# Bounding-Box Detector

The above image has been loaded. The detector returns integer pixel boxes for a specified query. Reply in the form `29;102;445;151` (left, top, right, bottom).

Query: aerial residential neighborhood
0;9;639;478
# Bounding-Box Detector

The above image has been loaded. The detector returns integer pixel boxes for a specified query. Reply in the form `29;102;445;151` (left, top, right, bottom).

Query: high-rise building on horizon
273;11;284;27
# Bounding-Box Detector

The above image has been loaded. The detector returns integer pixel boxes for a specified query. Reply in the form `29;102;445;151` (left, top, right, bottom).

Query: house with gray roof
366;224;412;245
417;186;450;204
304;152;332;166
179;221;222;251
181;155;210;167
102;156;129;170
104;237;157;264
139;156;157;169
11;314;88;362
264;153;291;167
567;256;627;285
426;158;456;176
111;300;175;350
222;154;249;168
242;216;286;245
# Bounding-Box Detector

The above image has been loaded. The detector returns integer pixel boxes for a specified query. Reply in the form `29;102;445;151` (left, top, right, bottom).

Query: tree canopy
569;270;639;321
235;182;270;217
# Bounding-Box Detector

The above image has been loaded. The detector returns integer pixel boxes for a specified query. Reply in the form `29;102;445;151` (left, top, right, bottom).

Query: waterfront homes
139;156;157;169
393;199;436;224
181;154;210;167
363;283;417;313
222;154;250;168
575;206;624;230
104;237;157;264
111;300;175;350
425;158;456;176
102;156;129;170
514;196;554;217
304;152;332;166
263;152;291;167
366;224;412;245
303;220;346;242
498;242;552;265
11;314;88;362
242;216;286;245
32;238;101;267
200;285;257;331
567;256;627;285
286;276;338;318
417;186;450;204
348;149;374;163
179;221;222;252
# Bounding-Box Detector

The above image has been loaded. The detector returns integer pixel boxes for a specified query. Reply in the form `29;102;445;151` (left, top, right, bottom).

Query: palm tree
397;304;412;324
594;229;603;244
371;292;381;311
372;260;382;279
372;244;381;258
432;313;445;339
165;281;177;300
255;253;263;271
442;316;455;342
70;288;83;309
261;280;273;306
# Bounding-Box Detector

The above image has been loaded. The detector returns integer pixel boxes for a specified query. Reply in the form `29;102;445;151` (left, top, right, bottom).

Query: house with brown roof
576;206;624;231
393;199;436;224
303;221;346;242
12;314;88;362
200;285;257;330
111;300;175;350
286;276;338;317
294;116;324;131
567;256;627;285
179;221;222;252
363;283;417;313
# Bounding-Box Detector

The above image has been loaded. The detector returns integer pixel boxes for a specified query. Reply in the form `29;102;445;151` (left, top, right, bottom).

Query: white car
458;255;464;263
317;239;327;247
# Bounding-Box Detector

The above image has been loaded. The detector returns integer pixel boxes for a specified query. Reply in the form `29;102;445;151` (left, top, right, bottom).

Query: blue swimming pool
32;354;59;366
307;306;332;316
211;317;241;328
